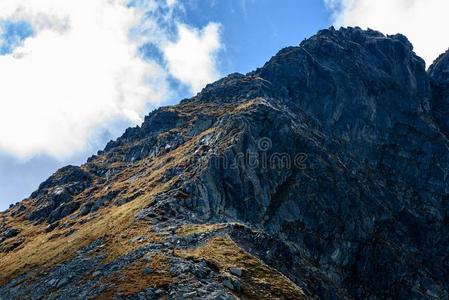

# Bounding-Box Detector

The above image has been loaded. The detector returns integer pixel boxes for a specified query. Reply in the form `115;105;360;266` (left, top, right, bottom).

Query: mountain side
1;27;449;299
429;49;449;137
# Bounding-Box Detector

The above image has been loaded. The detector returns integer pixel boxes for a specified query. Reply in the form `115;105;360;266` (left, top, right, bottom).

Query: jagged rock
229;267;243;277
47;202;80;224
27;166;93;223
92;271;101;277
56;277;70;288
135;208;156;221
142;268;153;275
186;114;215;137
79;202;93;216
429;49;449;137
28;203;54;222
32;166;92;198
112;198;128;206
45;222;59;233
2;228;20;239
11;204;27;217
222;278;235;291
2;27;449;300
48;278;59;288
90;192;118;213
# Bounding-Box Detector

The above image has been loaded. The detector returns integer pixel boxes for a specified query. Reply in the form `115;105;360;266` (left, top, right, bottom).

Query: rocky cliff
1;27;449;299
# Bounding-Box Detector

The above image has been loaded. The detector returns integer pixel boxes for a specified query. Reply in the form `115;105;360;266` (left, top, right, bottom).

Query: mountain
1;27;449;299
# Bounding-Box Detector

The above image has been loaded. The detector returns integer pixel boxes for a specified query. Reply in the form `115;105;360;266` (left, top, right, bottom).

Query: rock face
1;27;449;299
429;49;449;137
27;166;92;223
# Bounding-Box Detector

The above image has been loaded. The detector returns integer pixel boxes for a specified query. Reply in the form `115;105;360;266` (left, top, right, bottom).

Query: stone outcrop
1;27;449;299
429;49;449;137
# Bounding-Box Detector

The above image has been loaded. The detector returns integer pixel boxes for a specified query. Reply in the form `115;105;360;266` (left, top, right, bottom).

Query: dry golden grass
0;101;264;289
232;98;261;113
96;253;171;299
177;236;305;300
0;122;219;285
0;190;162;286
176;223;226;237
101;220;163;263
176;102;229;118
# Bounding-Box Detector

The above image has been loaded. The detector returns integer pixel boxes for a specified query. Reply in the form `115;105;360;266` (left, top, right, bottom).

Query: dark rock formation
1;27;449;299
28;165;93;223
429;49;449;137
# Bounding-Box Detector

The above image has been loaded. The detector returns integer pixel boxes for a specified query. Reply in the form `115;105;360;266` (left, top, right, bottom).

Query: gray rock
45;222;59;232
429;49;449;137
229;268;243;277
47;202;80;224
4;27;449;300
2;228;20;239
92;271;102;277
143;268;153;275
182;291;197;298
56;277;69;288
79;202;93;216
222;278;235;291
47;278;59;288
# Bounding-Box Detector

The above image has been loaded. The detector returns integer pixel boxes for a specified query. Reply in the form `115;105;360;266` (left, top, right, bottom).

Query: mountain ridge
1;26;449;299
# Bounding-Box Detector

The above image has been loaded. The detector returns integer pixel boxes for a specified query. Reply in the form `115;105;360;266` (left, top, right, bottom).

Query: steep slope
1;27;449;299
429;49;449;137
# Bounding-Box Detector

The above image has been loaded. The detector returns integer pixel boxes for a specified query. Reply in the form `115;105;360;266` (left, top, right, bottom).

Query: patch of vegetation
176;223;226;237
177;236;305;300
96;254;171;298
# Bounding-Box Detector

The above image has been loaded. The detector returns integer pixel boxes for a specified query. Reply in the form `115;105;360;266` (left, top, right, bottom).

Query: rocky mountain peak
429;49;449;137
258;26;430;113
429;48;449;84
1;28;449;299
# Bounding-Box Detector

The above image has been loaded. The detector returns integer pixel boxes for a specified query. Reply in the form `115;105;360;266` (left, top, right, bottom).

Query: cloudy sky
1;0;448;210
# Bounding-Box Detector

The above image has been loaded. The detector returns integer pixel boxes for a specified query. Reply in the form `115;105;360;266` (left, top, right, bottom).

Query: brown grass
176;223;226;237
101;220;163;263
0;190;164;286
96;253;171;299
177;236;305;300
0;100;265;290
0;123;218;286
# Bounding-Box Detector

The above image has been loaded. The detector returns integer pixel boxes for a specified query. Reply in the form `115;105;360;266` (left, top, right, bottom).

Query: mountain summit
1;27;449;299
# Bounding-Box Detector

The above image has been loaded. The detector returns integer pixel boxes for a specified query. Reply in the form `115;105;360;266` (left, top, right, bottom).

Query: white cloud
0;0;223;160
163;23;222;93
166;0;177;8
325;0;449;67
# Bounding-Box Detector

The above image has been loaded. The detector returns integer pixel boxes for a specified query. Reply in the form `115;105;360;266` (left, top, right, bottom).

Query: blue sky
4;0;446;211
0;20;34;55
0;0;331;211
0;0;449;210
5;0;446;211
180;0;330;76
